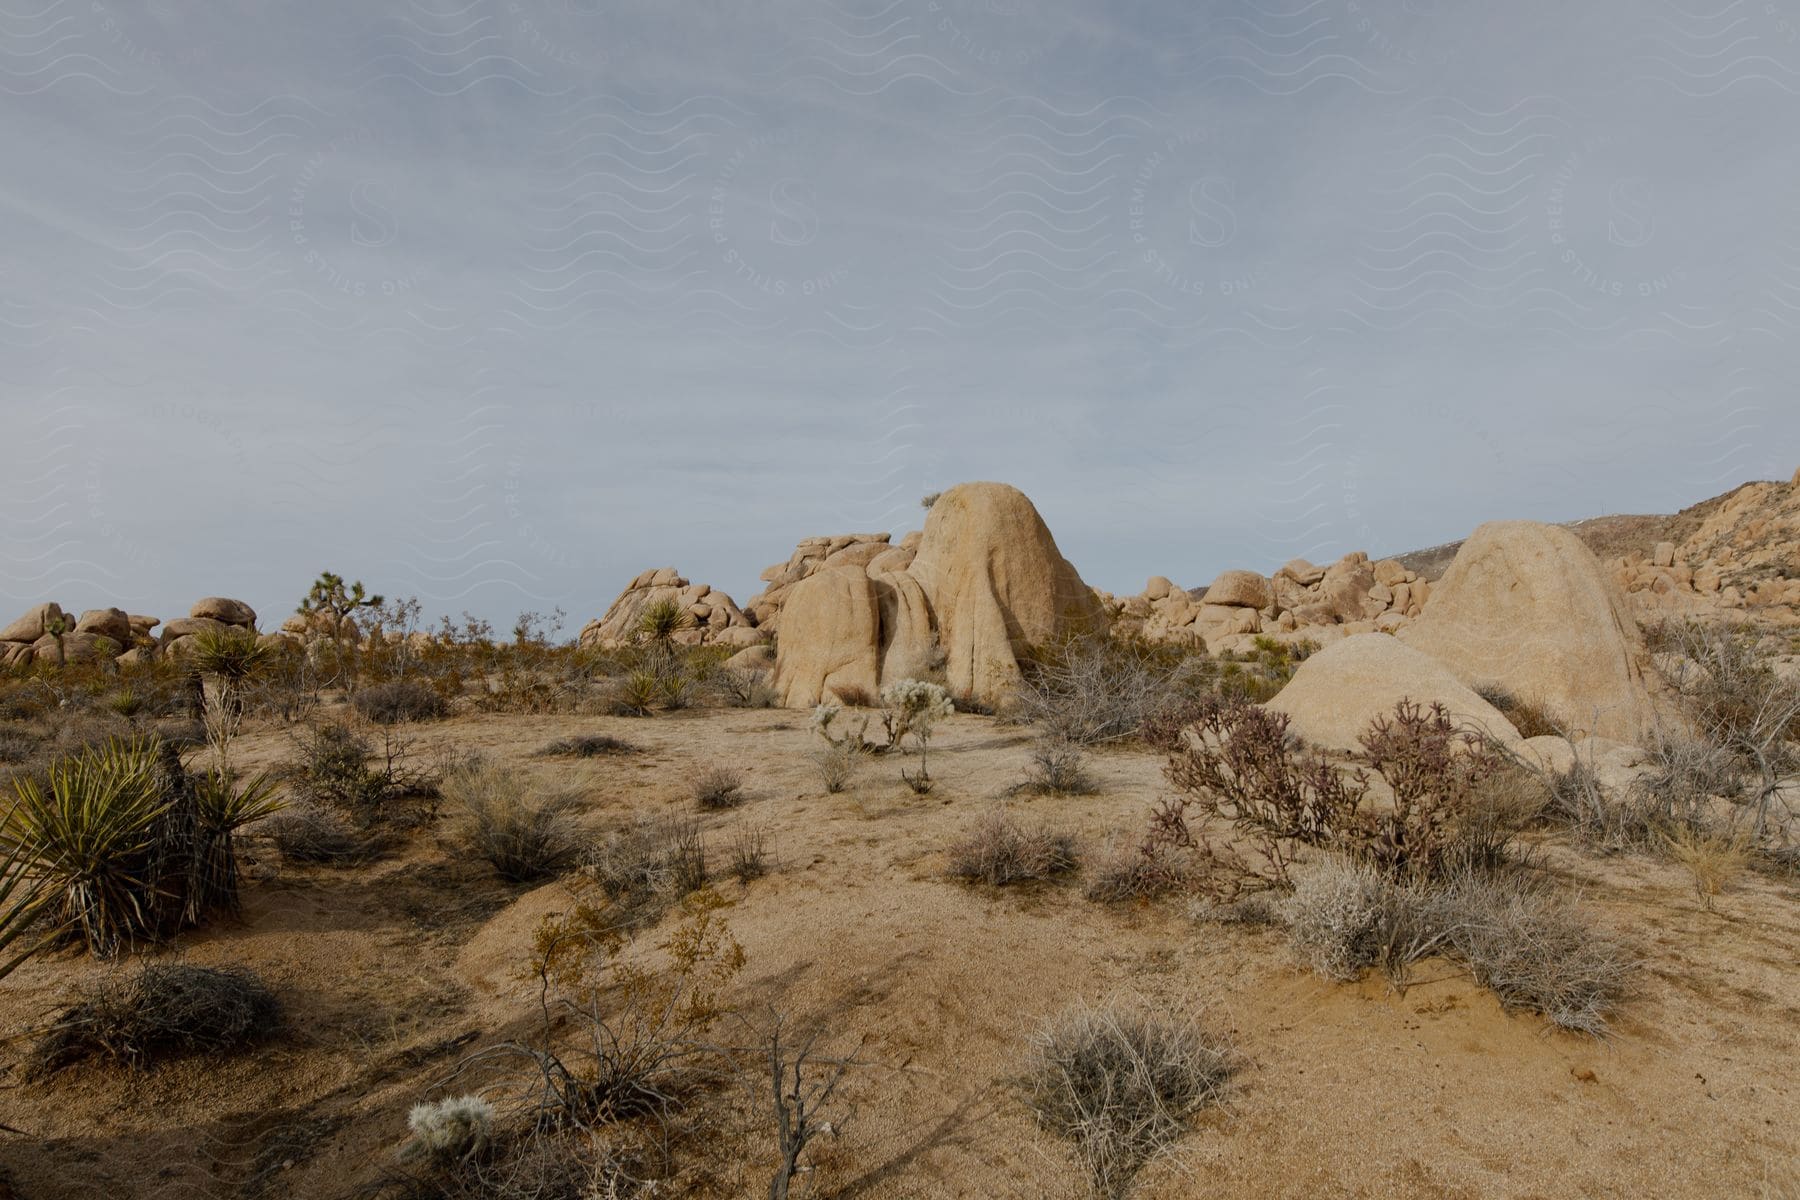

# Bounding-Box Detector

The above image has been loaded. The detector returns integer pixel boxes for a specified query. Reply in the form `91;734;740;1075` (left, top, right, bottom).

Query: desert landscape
1;474;1797;1199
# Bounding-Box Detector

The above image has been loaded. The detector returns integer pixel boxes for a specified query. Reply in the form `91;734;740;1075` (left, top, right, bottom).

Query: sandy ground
3;706;1798;1199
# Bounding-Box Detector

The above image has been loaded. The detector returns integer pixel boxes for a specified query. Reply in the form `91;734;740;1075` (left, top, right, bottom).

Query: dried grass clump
31;963;279;1074
353;680;449;725
1021;1002;1235;1199
538;733;636;758
811;740;861;794
1473;684;1565;739
443;762;578;883
1286;858;1635;1035
947;808;1078;886
1085;841;1196;904
263;804;379;866
690;767;745;811
829;684;878;709
1442;871;1635;1036
728;822;770;884
584;816;708;923
1021;737;1097;796
1662;824;1751;908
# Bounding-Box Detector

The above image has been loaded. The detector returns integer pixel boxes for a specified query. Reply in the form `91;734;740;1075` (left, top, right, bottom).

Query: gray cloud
3;0;1796;629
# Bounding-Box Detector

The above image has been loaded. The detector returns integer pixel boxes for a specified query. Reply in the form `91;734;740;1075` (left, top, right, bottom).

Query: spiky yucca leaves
6;737;169;957
188;769;282;918
636;598;694;645
0;802;56;981
187;626;272;682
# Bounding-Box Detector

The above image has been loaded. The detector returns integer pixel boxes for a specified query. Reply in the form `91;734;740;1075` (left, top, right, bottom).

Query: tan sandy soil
3;706;1798;1198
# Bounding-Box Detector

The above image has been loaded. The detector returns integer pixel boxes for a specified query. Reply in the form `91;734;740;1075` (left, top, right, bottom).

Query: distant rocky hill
1393;469;1800;626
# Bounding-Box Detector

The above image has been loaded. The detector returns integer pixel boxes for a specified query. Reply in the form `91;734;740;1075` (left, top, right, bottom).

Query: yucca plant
0;802;57;981
615;669;662;717
637;598;694;645
188;626;272;683
189;626;272;776
187;769;283;918
6;737;169;957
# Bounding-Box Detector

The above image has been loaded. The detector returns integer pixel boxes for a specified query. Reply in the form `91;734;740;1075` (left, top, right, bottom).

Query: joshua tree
298;571;383;694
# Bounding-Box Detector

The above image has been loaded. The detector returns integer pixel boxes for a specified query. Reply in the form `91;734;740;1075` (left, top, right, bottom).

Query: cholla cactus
880;679;953;737
405;1093;494;1162
880;679;954;790
812;701;874;752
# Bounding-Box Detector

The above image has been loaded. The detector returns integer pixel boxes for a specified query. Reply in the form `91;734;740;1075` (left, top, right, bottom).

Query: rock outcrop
1398;521;1661;744
1265;634;1522;752
1101;551;1430;654
576;568;760;650
771;482;1105;708
906;482;1107;702
771;567;883;707
744;532;910;633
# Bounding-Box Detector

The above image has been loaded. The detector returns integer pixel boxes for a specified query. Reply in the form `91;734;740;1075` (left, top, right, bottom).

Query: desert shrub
1085;840;1196;904
1656;620;1800;841
1661;824;1750;909
1021;1002;1234;1199
1021;737;1096;796
463;888;745;1130
263;804;378;865
1286;858;1633;1035
288;722;386;810
443;762;578;883
1286;858;1447;985
185;767;283;918
811;739;861;794
1442;870;1634;1036
829;683;878;708
404;1094;494;1164
637;599;694;645
585;816;709;923
1145;697;1503;893
353;679;448;725
947;808;1078;886
612;669;664;717
0;796;54;981
1538;749;1670;853
539;733;636;758
1015;636;1193;745
728;822;769;883
31;963;279;1074
1474;684;1565;739
690;767;745;811
711;667;778;709
0;727;41;765
286;722;430;823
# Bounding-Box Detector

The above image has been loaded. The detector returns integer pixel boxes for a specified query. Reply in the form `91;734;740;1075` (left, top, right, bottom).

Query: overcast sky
5;0;1798;632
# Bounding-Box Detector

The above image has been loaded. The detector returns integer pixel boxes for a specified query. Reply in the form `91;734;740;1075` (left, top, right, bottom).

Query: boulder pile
743;532;915;633
0;596;261;668
158;597;259;661
577;568;763;650
770;482;1105;707
1101;552;1431;654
